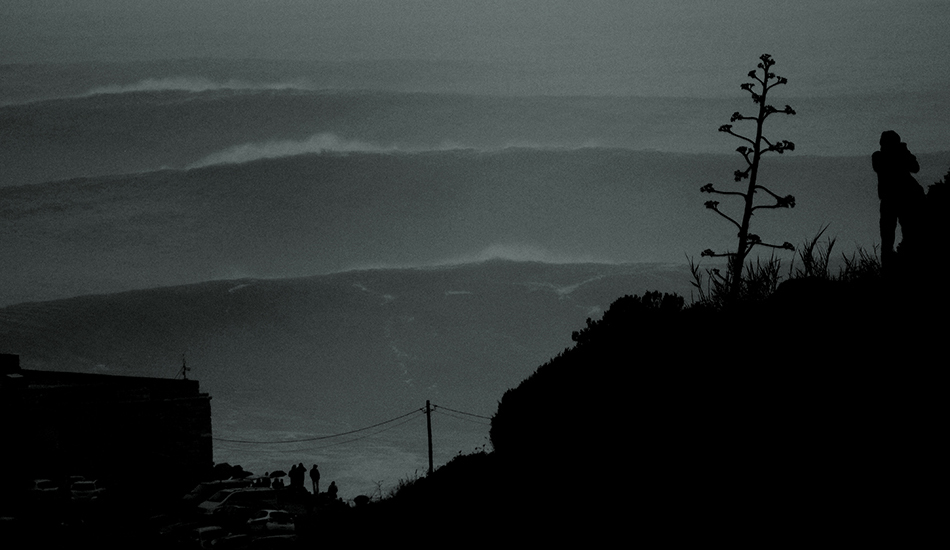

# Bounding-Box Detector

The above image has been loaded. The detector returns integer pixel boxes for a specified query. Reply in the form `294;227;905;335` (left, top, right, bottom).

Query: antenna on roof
178;353;190;380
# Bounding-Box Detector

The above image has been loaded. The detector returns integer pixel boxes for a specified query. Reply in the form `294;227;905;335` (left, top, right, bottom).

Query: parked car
197;488;242;515
183;479;254;506
70;480;105;501
30;479;59;494
198;488;279;515
29;479;60;503
211;504;259;531
246;510;295;533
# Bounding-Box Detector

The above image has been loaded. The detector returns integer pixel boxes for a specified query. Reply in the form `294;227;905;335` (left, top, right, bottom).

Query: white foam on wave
187;132;616;168
445;243;608;266
323;243;616;280
188;133;402;168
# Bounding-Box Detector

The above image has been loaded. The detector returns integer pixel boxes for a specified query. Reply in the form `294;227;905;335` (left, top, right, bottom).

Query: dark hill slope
478;281;943;539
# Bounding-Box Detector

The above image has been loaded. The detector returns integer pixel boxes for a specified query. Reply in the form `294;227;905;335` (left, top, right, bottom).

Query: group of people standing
254;463;337;498
290;463;338;498
288;463;320;494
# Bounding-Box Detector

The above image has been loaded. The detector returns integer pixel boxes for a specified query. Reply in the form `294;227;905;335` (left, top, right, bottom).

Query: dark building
1;353;212;498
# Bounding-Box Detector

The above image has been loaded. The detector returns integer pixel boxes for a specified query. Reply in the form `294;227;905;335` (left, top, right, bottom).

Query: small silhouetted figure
288;464;298;487
310;464;320;494
289;463;306;489
872;130;925;264
327;481;338;500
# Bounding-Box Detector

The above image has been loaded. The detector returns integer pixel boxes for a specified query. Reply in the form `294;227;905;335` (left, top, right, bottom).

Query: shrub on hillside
490;291;686;465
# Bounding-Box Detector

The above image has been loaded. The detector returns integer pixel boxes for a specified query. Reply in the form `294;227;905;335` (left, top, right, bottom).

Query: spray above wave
188;133;404;168
338;243;613;274
443;243;610;266
188;133;610;168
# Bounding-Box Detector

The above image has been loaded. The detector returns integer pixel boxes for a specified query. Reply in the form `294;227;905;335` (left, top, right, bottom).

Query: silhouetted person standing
310;464;320;494
872;130;924;265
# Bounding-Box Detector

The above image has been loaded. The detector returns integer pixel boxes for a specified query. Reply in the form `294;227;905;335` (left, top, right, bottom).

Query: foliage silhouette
884;164;949;277
699;54;797;301
485;264;943;533
570;291;684;347
791;225;835;279
689;253;785;308
351;239;946;541
925;167;949;251
490;292;687;464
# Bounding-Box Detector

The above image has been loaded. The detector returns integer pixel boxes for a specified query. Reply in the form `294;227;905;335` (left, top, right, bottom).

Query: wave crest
447;244;606;265
187;133;615;168
187;133;405;167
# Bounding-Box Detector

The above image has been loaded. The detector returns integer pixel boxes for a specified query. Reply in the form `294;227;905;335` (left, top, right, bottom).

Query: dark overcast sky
3;1;949;97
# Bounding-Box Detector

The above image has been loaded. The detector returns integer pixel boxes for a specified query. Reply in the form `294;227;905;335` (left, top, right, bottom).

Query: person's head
880;130;901;149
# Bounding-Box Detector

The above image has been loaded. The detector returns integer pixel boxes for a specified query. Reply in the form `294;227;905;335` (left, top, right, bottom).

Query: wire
213;410;428;454
431;403;492;421
213;407;425;444
432;408;491;426
307;410;427;449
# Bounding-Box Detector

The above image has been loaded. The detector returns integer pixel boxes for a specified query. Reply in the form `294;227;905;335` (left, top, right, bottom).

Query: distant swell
84;77;312;96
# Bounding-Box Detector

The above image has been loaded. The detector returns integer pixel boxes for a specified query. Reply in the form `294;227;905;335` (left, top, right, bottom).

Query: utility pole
178;353;190;380
426;400;433;475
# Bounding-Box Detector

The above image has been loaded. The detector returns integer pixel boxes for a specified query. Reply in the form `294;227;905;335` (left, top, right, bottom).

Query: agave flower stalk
700;54;797;300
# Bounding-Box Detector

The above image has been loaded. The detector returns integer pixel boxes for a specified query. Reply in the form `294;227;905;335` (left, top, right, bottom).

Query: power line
431;403;492;421
212;402;493;449
213;411;428;453
432;408;491;426
301;410;427;450
212;407;425;444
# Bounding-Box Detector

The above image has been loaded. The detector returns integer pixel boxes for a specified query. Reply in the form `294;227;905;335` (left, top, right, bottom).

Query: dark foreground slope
360;274;945;543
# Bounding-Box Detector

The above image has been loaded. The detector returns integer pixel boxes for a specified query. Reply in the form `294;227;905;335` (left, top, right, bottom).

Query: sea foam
185;132;593;168
188;133;396;168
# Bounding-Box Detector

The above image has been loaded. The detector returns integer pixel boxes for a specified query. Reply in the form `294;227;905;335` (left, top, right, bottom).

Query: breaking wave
186;133;606;168
439;244;609;266
187;133;404;167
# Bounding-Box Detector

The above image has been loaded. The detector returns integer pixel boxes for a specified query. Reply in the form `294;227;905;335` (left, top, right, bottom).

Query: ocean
2;58;948;499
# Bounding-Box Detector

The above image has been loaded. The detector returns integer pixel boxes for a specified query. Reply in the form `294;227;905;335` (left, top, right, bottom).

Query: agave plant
699;54;798;301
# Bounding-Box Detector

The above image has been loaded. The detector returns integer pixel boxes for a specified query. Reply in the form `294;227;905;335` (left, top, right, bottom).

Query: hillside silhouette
366;287;942;542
